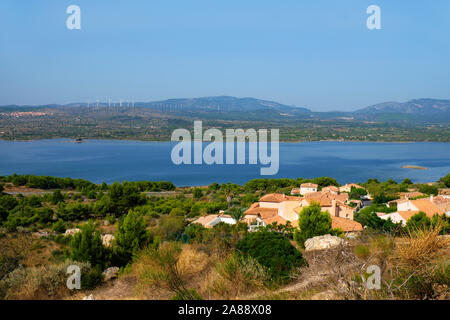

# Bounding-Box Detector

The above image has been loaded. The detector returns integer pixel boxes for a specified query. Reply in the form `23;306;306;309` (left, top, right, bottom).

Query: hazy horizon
2;95;450;113
1;1;450;111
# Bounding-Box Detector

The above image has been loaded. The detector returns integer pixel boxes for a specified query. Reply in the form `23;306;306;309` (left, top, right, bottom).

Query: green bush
81;267;104;289
70;221;108;269
52;219;66;233
405;212;431;231
236;230;306;284
296;202;332;247
114;210;150;266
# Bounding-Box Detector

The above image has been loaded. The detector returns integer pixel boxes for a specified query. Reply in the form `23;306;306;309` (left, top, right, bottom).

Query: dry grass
125;242;271;300
0;260;91;300
395;223;449;273
210;253;269;299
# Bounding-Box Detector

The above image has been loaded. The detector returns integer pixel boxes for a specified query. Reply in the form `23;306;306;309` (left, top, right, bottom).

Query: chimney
430;195;434;202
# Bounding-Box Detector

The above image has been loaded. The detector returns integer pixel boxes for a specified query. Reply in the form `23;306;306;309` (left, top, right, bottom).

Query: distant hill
2;97;450;123
354;98;450;114
136;96;311;114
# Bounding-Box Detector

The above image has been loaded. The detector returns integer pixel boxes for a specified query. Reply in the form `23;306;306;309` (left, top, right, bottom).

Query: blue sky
0;0;449;111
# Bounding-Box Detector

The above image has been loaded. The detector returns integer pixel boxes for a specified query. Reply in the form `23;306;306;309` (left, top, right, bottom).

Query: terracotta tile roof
397;211;419;221
438;188;450;196
410;199;444;217
263;215;288;225
258;193;302;203
244;203;279;218
348;184;364;189
259;210;279;219
259;193;287;203
433;196;450;212
304;192;349;207
285;196;303;201
322;186;339;192
331;216;363;232
244;202;260;213
191;215;220;228
301;183;318;188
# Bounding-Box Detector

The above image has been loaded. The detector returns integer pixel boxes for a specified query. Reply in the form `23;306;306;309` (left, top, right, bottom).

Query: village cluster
192;182;450;235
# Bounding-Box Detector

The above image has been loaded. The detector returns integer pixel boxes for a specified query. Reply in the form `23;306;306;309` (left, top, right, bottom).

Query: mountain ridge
3;96;450;114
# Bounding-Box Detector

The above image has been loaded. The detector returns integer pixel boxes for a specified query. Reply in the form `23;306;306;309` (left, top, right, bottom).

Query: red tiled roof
397;211;419;221
259;193;287;203
331;216;363;232
263;215;288;225
410;199;444;217
301;183;318;188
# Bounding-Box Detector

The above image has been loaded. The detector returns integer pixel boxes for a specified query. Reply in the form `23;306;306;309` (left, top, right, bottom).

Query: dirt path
70;277;139;300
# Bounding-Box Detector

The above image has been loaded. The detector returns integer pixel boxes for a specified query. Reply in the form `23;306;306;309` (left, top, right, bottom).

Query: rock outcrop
304;234;347;251
64;228;81;236
102;267;119;281
101;234;115;247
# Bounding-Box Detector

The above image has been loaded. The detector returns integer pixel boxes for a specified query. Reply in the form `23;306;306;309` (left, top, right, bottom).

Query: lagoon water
0;140;449;186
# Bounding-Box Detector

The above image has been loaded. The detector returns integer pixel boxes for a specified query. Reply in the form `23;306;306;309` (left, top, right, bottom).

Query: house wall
380;212;406;226
279;200;301;221
219;217;236;225
300;187;317;195
337;205;354;220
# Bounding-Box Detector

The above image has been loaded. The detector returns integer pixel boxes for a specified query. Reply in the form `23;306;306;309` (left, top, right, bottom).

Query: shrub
156;215;185;241
418;184;438;196
51;189;64;205
0;260;91;300
439;173;450;188
236;230;306;284
405;212;431;231
70;221;108;269
393;223;449;299
114;210;150;266
136;242;202;300
81;267;104;289
192;188;203;199
52;219;66;233
354;245;371;259
212;253;268;298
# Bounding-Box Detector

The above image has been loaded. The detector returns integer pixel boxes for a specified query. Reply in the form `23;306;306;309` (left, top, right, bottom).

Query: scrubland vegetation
0;173;449;300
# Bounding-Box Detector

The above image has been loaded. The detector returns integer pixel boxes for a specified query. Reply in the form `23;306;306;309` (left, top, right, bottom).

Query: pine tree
297;202;332;247
71;221;106;269
114;210;150;265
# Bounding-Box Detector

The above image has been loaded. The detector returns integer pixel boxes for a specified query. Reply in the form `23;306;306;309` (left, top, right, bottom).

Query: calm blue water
0;140;449;186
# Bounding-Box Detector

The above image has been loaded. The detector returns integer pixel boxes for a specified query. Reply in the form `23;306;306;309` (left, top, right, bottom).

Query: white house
191;214;236;228
300;183;318;195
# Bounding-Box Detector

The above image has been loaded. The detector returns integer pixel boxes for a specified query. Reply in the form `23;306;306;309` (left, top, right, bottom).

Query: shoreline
0;137;448;144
